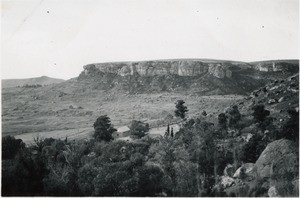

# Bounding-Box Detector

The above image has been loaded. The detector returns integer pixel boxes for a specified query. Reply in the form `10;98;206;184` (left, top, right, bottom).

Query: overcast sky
1;0;299;80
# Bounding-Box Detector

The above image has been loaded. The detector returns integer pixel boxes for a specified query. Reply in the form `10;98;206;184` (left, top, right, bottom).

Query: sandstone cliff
83;60;236;79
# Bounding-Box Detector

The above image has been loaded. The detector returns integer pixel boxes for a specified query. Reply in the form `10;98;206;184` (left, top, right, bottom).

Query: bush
130;120;149;138
277;109;299;143
239;133;267;163
2;136;25;159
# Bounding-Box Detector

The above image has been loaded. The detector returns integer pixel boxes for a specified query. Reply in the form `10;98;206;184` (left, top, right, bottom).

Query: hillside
1;76;65;88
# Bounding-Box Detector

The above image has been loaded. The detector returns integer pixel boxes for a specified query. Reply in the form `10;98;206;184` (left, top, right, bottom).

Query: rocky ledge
82;60;239;79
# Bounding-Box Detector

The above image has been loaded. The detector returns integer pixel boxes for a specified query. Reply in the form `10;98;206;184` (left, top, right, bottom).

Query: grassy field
2;80;244;143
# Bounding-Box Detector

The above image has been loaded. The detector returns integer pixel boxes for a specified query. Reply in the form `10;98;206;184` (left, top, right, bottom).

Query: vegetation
93;115;117;142
2;135;25;159
175;100;188;120
278;109;299;143
2;77;299;196
130;120;150;138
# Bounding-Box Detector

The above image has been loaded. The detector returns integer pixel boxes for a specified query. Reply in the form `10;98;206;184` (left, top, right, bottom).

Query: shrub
2;135;25;159
130;120;149;138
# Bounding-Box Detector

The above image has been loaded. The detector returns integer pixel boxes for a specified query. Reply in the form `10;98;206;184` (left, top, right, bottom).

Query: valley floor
2;84;244;143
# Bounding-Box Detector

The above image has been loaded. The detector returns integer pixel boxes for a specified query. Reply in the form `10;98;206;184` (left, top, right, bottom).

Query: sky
1;0;299;80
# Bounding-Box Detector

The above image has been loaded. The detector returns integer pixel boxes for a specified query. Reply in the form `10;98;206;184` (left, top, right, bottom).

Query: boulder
233;163;255;179
220;176;235;188
268;186;279;197
278;97;284;103
253;139;298;179
268;99;277;104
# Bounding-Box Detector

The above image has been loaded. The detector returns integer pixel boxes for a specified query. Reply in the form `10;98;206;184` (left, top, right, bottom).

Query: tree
175;100;188;120
165;124;170;138
278;109;299;143
2;135;25;159
218;113;227;129
228;105;241;128
239;133;267;163
202;111;207;116
170;128;174;138
252;105;271;130
252;105;270;123
130;120;149;138
93;115;116;142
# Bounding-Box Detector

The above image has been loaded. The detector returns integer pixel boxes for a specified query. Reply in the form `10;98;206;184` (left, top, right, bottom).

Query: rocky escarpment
77;59;298;95
250;60;299;73
82;60;236;79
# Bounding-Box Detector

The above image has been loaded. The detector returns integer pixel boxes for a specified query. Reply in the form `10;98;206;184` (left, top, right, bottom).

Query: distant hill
2;76;65;88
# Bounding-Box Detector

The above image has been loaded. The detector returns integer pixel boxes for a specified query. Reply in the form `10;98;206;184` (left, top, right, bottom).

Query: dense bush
130;120;149;138
2;135;25;159
2;98;298;197
277;109;299;143
239;133;268;163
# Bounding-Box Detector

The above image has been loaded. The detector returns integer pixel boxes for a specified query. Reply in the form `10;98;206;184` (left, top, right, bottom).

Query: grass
2;82;243;143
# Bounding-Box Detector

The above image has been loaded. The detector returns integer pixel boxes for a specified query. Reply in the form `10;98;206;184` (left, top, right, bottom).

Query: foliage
239;133;267;163
130;120;149;138
2;135;25;160
2;147;48;196
175;100;188;120
164;124;170;138
93;115;116;142
227;105;241;128
2;94;298;197
277;109;299;143
252;104;270;124
218;113;228;129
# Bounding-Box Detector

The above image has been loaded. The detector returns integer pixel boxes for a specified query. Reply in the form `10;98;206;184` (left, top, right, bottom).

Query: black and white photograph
1;0;299;196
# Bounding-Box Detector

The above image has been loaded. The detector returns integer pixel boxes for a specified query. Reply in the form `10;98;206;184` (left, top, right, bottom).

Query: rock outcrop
253;139;299;179
233;163;255;179
82;60;233;79
253;61;299;73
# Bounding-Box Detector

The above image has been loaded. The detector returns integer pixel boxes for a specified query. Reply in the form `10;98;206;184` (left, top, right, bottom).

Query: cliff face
82;60;233;79
251;61;299;73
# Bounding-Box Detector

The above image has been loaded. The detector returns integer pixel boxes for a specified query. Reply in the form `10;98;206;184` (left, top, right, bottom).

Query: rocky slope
236;73;299;122
2;76;65;88
222;139;299;197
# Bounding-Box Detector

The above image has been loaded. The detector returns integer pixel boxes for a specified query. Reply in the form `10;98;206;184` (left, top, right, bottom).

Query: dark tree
93;115;116;142
218;113;228;129
228;105;241;128
165;124;170;138
202;111;207;116
130;120;149;138
278;109;299;142
175;100;188;120
239;133;267;163
2;135;25;159
252;105;271;130
170;128;174;138
252;105;270;123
